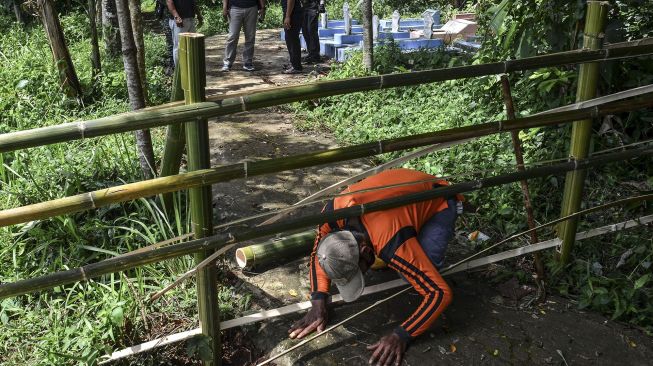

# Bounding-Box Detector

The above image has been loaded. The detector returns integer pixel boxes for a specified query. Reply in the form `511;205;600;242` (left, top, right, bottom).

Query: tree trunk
38;0;83;98
114;0;155;179
96;0;103;32
361;0;373;71
128;0;147;102
12;0;25;24
88;0;102;77
102;0;121;57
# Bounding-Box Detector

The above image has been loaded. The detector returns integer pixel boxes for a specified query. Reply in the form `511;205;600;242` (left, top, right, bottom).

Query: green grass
0;10;253;365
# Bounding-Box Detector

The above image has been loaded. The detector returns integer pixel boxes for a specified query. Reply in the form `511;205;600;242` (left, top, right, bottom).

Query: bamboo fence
0;145;650;300
558;1;609;263
178;33;221;365
1;95;652;228
0;40;652;153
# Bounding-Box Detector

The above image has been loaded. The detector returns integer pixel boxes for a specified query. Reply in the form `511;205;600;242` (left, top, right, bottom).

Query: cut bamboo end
235;247;254;268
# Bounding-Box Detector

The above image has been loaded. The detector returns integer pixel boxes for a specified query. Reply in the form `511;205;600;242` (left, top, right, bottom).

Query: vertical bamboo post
159;65;186;213
179;33;221;366
558;1;608;264
500;75;546;296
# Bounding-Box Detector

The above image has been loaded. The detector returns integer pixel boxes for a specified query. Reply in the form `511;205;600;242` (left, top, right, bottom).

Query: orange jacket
310;168;457;341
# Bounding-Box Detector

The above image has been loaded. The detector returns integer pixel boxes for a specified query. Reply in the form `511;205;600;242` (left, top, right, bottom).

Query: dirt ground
202;29;653;366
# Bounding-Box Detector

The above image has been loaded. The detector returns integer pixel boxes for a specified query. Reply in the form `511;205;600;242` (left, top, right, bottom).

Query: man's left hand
197;15;204;28
367;333;406;366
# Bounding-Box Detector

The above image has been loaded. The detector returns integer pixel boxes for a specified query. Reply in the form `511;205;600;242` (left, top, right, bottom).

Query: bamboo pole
100;212;653;364
0;146;650;300
235;230;316;269
1;41;652;153
500;75;546;291
179;33;221;366
1;95;652;228
159;65;186;213
558;1;609;264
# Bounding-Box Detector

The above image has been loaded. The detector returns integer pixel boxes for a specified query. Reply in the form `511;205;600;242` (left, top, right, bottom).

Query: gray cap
317;231;365;302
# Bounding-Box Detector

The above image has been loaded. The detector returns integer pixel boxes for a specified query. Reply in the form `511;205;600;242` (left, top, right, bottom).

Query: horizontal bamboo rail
0;145;650;299
0;41;652;153
1;95;652;228
100;213;653;363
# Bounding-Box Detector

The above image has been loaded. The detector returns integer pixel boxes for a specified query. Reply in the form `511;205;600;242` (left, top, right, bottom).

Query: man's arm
166;0;183;25
391;237;452;339
289;201;339;339
222;0;229;19
284;0;295;29
194;1;203;27
369;236;453;365
257;0;266;19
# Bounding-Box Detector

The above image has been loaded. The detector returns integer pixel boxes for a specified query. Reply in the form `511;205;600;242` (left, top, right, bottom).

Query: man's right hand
174;15;184;27
283;15;292;30
289;299;328;339
222;7;230;20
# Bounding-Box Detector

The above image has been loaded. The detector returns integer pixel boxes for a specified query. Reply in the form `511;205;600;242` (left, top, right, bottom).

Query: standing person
289;168;463;366
166;0;203;66
156;0;174;75
282;0;303;74
301;0;321;63
221;0;266;72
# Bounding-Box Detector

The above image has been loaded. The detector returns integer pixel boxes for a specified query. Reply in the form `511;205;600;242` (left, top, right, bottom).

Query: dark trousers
284;11;304;70
301;2;320;59
417;198;458;269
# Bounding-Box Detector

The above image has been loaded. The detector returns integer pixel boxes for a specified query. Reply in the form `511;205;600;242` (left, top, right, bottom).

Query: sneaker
243;64;255;71
282;67;303;74
221;64;231;72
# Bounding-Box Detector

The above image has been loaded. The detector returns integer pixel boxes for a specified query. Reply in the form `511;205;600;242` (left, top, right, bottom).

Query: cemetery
280;3;482;61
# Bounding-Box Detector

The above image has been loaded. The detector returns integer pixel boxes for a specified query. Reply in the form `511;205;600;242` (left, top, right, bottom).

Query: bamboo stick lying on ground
98;213;653;364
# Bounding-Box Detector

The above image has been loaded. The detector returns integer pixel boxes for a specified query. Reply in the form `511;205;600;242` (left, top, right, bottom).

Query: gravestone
391;9;401;33
423;11;434;39
321;11;328;29
343;2;351;35
372;15;379;41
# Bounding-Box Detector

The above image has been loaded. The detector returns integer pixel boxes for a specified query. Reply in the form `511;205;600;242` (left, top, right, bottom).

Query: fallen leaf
450;344;457;353
492;349;499;357
629;340;637;348
438;345;447;354
288;289;298;297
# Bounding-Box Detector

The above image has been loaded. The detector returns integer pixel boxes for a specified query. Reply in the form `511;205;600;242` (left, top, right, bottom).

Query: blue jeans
417;198;458;269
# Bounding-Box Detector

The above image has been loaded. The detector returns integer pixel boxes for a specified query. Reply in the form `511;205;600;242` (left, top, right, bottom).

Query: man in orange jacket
288;168;462;365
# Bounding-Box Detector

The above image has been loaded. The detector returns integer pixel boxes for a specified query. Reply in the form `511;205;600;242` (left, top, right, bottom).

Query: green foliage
548;227;653;333
0;9;251;365
295;0;653;332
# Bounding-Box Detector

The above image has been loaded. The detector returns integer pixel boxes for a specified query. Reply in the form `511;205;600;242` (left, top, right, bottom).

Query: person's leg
303;4;320;60
170;19;181;66
163;19;174;71
285;12;303;71
183;18;196;33
223;7;245;68
417;198;458;269
171;19;196;66
241;6;258;68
